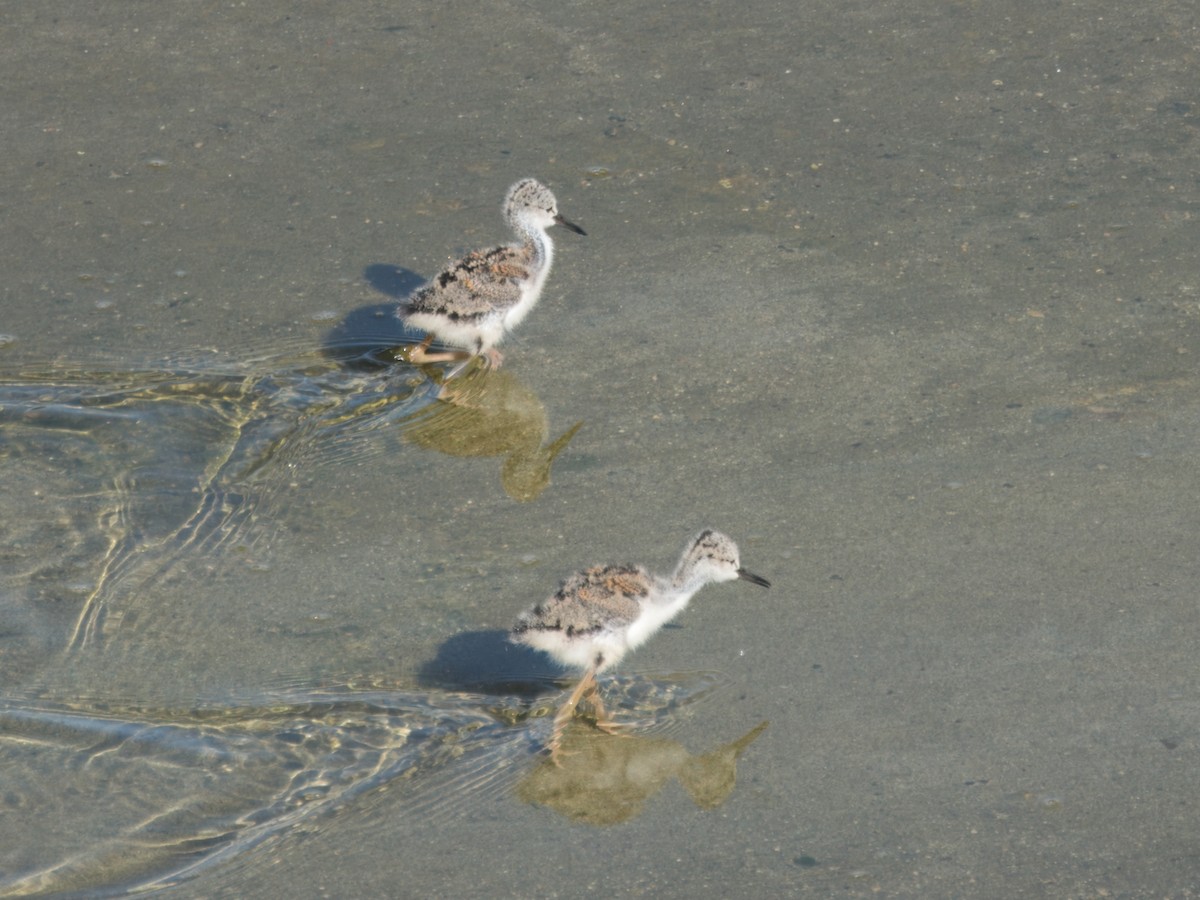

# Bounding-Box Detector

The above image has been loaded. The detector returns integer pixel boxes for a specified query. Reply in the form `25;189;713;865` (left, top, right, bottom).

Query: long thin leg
401;333;472;366
588;691;616;734
444;346;502;380
583;681;627;736
547;665;598;763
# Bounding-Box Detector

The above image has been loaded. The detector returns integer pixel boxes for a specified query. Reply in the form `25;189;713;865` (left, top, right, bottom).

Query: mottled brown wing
406;246;529;318
518;564;650;637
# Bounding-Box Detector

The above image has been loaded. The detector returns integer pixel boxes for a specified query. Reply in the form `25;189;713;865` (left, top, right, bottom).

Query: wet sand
2;2;1198;896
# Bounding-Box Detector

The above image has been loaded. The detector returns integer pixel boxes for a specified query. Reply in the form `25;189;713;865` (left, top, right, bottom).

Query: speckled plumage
509;531;769;759
398;178;584;372
404;244;532;334
511;564;652;671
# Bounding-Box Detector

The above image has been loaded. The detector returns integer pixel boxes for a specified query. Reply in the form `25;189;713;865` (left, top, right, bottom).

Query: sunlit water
0;330;756;895
6;1;1199;894
0;329;584;665
2;674;748;895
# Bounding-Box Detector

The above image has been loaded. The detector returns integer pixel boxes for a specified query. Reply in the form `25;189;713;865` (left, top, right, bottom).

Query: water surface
2;1;1199;896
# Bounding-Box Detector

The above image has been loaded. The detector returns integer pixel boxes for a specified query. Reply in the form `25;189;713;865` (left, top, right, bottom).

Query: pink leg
547;666;598;764
444;347;503;380
583;683;627;736
400;334;472;365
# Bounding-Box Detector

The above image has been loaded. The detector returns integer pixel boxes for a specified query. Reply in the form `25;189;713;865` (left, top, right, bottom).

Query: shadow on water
0;303;580;682
319;296;420;361
417;628;559;695
417;631;769;827
361;263;427;301
0;293;761;895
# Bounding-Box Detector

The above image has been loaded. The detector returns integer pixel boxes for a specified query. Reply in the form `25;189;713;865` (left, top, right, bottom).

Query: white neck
520;220;554;271
503;226;554;330
671;561;713;595
623;582;696;652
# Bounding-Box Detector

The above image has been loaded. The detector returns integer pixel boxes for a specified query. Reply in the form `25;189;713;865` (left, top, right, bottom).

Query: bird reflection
516;720;768;825
0;336;579;660
397;357;583;502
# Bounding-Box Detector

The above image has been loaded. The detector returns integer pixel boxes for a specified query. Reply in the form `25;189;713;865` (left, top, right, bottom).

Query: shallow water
3;1;1200;897
1;673;742;896
0;338;586;672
